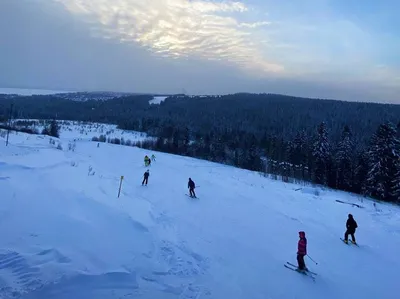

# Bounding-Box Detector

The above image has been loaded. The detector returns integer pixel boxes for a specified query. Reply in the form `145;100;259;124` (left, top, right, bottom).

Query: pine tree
42;119;60;138
49;119;60;138
312;122;330;185
366;122;400;202
390;166;400;203
335;125;354;191
287;130;309;180
353;152;369;195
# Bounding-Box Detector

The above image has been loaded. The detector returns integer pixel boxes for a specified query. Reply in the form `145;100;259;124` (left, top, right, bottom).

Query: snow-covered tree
390;167;400;203
313;122;330;185
335;125;354;191
366;122;400;202
287;130;310;180
353;152;369;195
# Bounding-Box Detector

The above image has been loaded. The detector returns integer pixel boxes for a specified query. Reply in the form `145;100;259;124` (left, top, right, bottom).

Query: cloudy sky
1;0;399;103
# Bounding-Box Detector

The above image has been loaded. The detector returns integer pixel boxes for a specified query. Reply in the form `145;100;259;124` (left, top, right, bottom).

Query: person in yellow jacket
144;155;150;166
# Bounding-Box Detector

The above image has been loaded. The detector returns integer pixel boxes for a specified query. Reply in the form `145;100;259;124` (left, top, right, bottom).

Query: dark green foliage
49;119;60;138
1;92;400;203
313;122;330;185
335;126;354;191
42;119;60;138
366;122;400;202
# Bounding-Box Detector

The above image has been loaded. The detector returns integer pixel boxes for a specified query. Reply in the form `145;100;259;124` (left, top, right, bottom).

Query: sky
0;0;399;104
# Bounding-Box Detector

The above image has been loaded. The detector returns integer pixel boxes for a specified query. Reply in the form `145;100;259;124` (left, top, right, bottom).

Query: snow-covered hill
0;87;71;96
0;125;399;299
12;120;150;142
0;87;170;103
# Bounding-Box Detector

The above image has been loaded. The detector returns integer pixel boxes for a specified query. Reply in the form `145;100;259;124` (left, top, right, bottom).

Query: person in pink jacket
297;231;307;270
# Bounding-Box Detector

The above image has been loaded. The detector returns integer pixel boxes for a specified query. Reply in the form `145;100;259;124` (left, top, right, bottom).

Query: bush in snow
88;166;95;176
92;135;107;143
109;138;121;145
42;119;60;138
68;141;76;151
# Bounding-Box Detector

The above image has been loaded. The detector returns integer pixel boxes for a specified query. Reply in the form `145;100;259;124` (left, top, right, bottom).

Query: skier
144;155;150;166
188;178;196;198
297;231;307;271
344;214;358;244
151;154;156;162
142;170;150;186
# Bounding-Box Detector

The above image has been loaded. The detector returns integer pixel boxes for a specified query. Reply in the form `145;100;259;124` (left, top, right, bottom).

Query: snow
149;96;168;105
12;120;150;142
0;125;399;299
0;87;70;96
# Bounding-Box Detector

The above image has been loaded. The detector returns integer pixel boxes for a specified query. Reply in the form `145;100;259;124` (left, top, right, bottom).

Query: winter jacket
346;216;358;233
297;232;307;256
144;171;150;178
188;179;195;189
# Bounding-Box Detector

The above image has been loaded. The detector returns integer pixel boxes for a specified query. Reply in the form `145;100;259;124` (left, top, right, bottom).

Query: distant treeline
1;93;399;203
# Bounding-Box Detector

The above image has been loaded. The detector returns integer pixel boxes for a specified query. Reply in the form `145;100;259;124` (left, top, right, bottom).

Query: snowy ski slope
0;125;399;299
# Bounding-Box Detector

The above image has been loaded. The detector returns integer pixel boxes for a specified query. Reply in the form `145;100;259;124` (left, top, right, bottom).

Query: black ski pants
297;254;306;270
189;188;196;197
345;229;356;242
142;177;148;185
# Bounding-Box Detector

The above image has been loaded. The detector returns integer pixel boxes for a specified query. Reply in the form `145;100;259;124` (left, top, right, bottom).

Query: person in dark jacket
297;231;307;271
344;214;358;244
188;178;196;198
142;170;150;186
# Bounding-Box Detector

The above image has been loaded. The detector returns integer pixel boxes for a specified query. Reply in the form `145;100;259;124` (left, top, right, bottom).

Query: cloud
239;21;271;28
53;0;400;96
55;0;283;73
2;0;399;103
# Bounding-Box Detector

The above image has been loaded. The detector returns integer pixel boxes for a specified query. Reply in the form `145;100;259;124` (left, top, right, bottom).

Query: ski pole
307;255;318;265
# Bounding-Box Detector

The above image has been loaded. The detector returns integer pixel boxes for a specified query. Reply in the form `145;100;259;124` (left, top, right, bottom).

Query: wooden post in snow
118;175;124;198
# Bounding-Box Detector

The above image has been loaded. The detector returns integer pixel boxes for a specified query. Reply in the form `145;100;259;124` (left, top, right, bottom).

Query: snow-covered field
0;125;399;299
0;88;70;95
149;96;168;105
12;120;149;143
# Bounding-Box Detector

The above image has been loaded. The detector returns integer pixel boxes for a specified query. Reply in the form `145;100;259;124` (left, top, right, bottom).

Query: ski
284;264;315;281
186;194;199;199
286;262;317;275
340;238;358;246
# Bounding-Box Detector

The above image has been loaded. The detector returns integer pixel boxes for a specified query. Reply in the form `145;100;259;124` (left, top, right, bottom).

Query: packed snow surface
0;126;399;299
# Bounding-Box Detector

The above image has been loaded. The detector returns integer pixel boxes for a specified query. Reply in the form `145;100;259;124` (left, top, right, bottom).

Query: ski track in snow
0;127;399;298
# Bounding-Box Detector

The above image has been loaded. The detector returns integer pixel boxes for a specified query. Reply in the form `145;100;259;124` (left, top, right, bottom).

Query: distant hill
1;92;399;203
